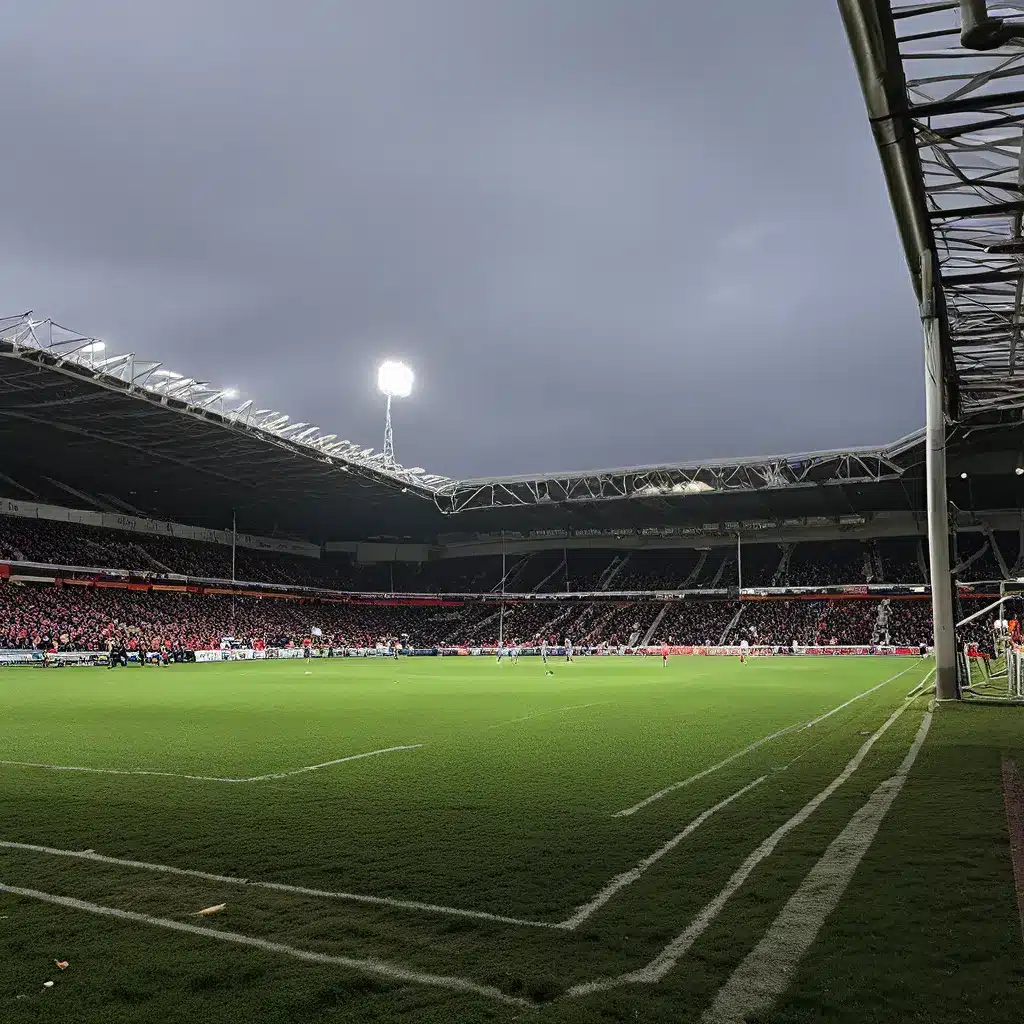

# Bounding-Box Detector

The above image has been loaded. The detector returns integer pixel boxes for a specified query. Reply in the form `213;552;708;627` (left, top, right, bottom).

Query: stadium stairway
641;602;670;647
720;603;745;645
530;553;567;594
771;544;792;586
582;605;620;644
537;603;576;641
871;598;891;645
710;552;736;588
983;523;1011;579
491;553;534;594
916;538;929;581
599;553;630;591
683;551;707;588
130;542;175;574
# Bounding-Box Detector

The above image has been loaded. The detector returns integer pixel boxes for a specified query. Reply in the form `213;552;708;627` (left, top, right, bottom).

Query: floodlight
377;360;413;398
376;360;414;466
961;471;968;479
223;388;238;400
82;341;105;353
1016;454;1024;476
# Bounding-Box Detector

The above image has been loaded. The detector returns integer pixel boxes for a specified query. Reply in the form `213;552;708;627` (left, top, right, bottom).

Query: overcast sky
0;1;921;478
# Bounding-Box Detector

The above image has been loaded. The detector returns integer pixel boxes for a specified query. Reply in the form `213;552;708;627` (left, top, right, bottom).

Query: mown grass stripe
701;708;933;1023
567;675;933;998
0;882;535;1007
613;663;923;818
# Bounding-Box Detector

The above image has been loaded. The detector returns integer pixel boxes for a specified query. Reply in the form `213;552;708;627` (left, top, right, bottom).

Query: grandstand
1;310;1024;663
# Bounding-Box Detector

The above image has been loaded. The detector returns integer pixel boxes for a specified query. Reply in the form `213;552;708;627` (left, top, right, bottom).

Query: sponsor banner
196;648;274;662
517;518;839;543
1;643;927;666
0;649;105;666
435;644;927;658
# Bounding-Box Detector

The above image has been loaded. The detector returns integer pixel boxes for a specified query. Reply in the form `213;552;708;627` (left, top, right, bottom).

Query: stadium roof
2;311;1023;543
842;0;1024;420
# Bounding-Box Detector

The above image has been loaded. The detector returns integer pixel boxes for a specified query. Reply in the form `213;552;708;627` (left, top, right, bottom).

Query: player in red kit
661;643;669;667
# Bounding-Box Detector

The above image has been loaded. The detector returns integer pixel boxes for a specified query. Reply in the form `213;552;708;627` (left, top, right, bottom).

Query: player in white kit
739;638;749;664
565;638;574;663
539;637;554;675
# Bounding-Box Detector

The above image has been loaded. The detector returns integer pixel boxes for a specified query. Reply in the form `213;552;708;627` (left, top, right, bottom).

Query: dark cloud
0;0;919;478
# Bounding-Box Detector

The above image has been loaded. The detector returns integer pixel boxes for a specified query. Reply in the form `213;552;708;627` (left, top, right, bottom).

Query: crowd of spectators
732;600;823;645
0;514;1015;612
877;539;924;584
658;601;739;646
1;517;952;595
884;600;934;647
1;573;997;654
786;541;868;587
726;598;879;646
614;551;700;591
0;585;463;653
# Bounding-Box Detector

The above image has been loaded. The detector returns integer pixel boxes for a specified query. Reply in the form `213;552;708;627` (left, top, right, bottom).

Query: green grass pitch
0;655;1021;1023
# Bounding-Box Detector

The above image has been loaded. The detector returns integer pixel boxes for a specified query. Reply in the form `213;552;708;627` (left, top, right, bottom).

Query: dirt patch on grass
999;756;1024;944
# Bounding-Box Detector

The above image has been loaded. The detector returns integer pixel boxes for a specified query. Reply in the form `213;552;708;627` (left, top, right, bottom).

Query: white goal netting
956;581;1024;699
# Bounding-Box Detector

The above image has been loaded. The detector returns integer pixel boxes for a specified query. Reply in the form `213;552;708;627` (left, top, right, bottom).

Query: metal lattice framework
846;1;1024;417
431;432;920;514
0;313;453;495
0;312;925;517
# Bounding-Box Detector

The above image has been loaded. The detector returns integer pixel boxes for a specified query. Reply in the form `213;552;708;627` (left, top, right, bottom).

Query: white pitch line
701;707;933;1024
906;673;933;699
0;882;534;1008
559;776;767;931
0;777;765;934
0;839;556;930
612;663;923;818
567;688;928;997
0;745;422;783
487;702;609;728
244;746;423;781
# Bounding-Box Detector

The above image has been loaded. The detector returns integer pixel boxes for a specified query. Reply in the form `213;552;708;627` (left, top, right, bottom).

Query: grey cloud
0;0;921;478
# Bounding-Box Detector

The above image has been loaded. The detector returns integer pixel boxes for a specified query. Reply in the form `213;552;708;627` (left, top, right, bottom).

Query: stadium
2;3;1024;1023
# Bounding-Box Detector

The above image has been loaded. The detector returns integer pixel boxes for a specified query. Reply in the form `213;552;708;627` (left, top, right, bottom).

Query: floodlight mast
384;393;395;466
377;360;413;467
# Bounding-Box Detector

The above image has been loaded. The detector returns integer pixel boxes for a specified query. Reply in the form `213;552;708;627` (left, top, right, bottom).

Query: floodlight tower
377;360;413;467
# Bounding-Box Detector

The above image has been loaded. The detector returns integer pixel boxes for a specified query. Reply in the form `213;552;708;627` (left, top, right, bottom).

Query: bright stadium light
377;360;414;466
377;360;413;398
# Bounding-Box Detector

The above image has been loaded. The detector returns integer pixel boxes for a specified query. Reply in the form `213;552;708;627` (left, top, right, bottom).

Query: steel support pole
231;508;237;636
922;251;958;699
383;394;394;467
498;531;506;651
